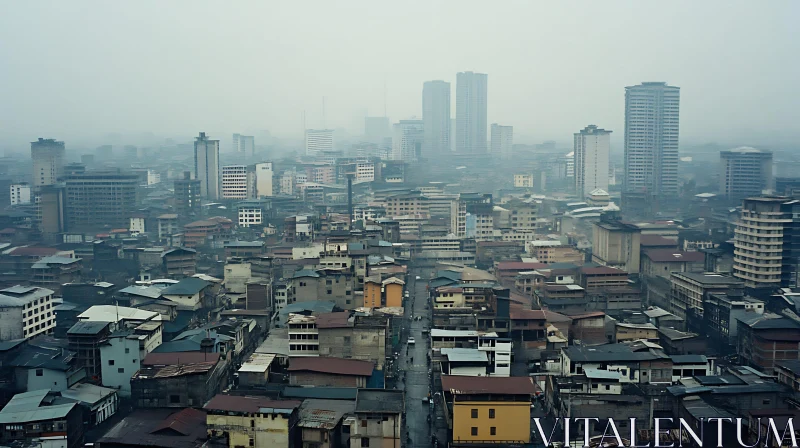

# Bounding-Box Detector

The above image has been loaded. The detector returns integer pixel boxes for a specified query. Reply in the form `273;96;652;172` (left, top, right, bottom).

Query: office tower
221;165;249;199
10;184;31;205
574;125;612;198
450;118;457;153
392;120;424;162
624;82;680;197
423;80;451;157
37;185;67;237
365;117;390;143
733;197;800;289
720;147;774;200
305;129;334;156
490;124;513;160
174;171;201;221
455;71;488;154
31;138;65;187
64;169;138;230
255;162;274;197
233;134;255;155
194;132;220;200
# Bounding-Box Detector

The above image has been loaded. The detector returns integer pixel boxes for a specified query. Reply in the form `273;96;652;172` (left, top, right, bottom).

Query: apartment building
0;285;56;341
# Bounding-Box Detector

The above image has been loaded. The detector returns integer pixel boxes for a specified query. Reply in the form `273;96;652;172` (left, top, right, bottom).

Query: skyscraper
455;72;488;154
490;124;513;160
624;82;680;197
574;125;612;198
392;120;424;162
305;129;334;156
194;132;220;200
64;169;138;230
233;134;255;155
720;147;774;200
31;138;65;187
174;171;201;221
422;80;451;157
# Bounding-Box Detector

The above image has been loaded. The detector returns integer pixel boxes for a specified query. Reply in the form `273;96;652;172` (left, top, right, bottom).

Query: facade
422;80;451;157
720;147;774;200
10;183;31;205
455;71;488;154
64;169;138;229
157;214;179;240
490;124;513;160
232;133;255;155
237;200;271;228
0;285;56;341
669;272;743;321
194;132;220;200
591;217;642;274
574;125;611;198
254;162;274;197
391;120;424;162
305;129;334;156
31;138;65;187
131;352;229;408
99;321;163;397
349;389;403;448
732;197;793;288
287;357;373;387
623;82;680;198
204;395;301;448
221;165;250;200
174;171;201;221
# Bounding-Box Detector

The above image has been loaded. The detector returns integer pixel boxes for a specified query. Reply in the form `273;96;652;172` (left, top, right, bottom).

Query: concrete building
733;197;794;289
221;165;249;199
0;285;55;341
194;132;220;200
0;389;84;448
204;395;301;448
305;129;334;156
391;120;424;162
349;389;403;448
236;199;271;228
624;82;680;199
455;71;488;154
423;80;451;157
232;133;255;155
65;169;138;230
31;138;65;187
490;124;513;160
10;183;31;205
591;216;642;274
161;247;197;278
254;162;274;197
37;185;67;236
574;125;611;199
99;321;163;397
174;171;201;221
156;214;179;241
669;272;743;321
288;357;373;387
720;147;774;200
131;352;229;408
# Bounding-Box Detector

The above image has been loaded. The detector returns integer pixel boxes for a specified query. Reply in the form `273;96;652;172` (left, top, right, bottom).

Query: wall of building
363;282;381;308
384;283;403;307
0;306;24;340
452;401;530;443
100;337;140;397
207;412;292;448
289;371;365;388
18;368;69;392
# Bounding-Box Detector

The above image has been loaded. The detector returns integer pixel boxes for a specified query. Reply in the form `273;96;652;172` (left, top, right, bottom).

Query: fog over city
1;0;799;150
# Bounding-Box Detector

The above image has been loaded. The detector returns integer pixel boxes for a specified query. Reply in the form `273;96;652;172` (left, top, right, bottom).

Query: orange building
363;276;405;308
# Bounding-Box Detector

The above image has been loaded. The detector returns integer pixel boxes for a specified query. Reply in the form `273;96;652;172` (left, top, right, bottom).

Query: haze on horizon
0;0;798;150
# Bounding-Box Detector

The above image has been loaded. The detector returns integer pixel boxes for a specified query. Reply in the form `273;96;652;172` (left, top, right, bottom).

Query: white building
305;129;334;156
392;120;424;162
490;124;513;160
222;165;249;199
514;174;534;188
280;170;296;196
99;321;163;397
194;132;220;199
233;133;255;155
255;162;274;197
146;170;161;185
422;80;451;157
287;314;319;357
574;125;612;198
624;82;680;197
129;217;146;234
355;162;375;182
10;183;31;205
237;201;269;228
455;71;488;154
0;285;56;341
31;138;65;187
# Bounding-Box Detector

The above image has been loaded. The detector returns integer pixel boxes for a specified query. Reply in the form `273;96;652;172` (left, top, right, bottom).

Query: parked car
408;337;416;345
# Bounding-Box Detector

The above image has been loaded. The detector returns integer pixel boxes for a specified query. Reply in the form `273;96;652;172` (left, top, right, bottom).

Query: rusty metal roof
288;357;374;377
441;375;540;395
297;399;355;429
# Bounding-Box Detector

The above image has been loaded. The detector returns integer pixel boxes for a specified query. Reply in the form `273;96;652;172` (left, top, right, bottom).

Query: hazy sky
1;1;798;148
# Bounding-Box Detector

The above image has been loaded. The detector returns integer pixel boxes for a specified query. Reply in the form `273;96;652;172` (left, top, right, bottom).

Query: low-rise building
613;322;658;343
348;389;403;448
237;353;275;388
288;357;374;387
0;389;84;448
577;266;628;293
204;395;301;448
669;272;743;321
60;383;119;427
99;321;164;397
159;277;211;310
131;352;229;408
297;399;355;448
737;313;800;373
161;247;197;278
67;320;113;382
641;249;704;279
363;276;404;308
96;407;208;448
156;214;179;241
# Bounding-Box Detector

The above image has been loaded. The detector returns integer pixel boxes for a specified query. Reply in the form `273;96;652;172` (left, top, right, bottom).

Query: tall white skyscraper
305;129;334;156
31;138;65;187
255;162;274;197
194;132;220;200
423;80;451;157
233;134;255;155
455;71;488;154
221;165;249;199
490;124;513;160
392;120;424;162
574;125;612;198
624;82;680;197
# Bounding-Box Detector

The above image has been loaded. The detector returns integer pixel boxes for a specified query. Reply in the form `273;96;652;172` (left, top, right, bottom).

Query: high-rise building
392;120;424;162
574;125;612;198
720;147;774;200
37;185;67;237
255;162;274;197
422;80;451;157
624;82;680;197
10;184;31;205
490;124;513;160
221;165;249;199
305;129;334;156
232;134;255;155
455;71;488;154
64;169;139;230
194;132;220;200
31;138;65;187
174;171;201;221
365;117;390;143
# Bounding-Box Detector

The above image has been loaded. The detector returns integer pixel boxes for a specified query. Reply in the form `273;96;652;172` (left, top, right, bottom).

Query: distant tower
490;124;513;160
423;80;451;157
392;120;424;162
455;72;488;154
31;138;65;187
720;147;774;200
574;125;612;199
304;129;334;157
194;132;220;200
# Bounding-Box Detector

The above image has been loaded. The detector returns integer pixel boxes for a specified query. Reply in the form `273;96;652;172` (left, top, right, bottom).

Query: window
118;367;125;373
169;394;180;404
125;348;130;354
360;438;370;448
35;369;43;376
471;427;478;436
471;409;478;418
344;336;351;344
489;409;495;419
763;399;771;405
248;437;254;447
251;420;255;428
490;427;497;436
108;360;115;366
361;420;367;427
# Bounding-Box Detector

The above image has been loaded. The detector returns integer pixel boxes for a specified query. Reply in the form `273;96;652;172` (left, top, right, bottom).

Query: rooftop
78;305;160;323
355;389;404;414
297;399;355;430
98;408;207;448
143;352;221;366
0;389;75;424
441;375;539;395
288;357;374;377
672;272;743;286
60;383;117;406
640;234;679;247
281;387;359;401
67;320;110;335
204;395;301;414
238;353;276;373
160;277;210;295
441;348;489;363
644;249;704;263
315;311;353;329
562;343;669;362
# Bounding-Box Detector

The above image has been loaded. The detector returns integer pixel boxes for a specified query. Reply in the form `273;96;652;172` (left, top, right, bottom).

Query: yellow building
204;395;301;448
442;375;539;445
362;276;405;308
383;278;404;307
363;280;382;308
434;286;465;308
